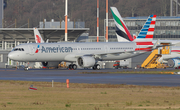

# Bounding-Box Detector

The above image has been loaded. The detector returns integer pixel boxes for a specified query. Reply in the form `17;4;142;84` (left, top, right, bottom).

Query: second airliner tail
134;15;157;46
110;7;133;42
33;28;44;43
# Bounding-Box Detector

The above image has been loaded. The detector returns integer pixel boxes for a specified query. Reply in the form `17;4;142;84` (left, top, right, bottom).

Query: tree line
4;0;170;36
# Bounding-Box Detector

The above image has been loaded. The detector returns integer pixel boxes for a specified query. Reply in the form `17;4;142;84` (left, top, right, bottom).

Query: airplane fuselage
8;42;143;62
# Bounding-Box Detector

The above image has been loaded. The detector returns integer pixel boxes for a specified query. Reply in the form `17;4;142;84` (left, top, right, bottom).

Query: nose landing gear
24;67;29;71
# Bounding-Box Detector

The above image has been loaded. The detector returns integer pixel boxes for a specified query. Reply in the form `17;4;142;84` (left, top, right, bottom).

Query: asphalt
0;68;180;87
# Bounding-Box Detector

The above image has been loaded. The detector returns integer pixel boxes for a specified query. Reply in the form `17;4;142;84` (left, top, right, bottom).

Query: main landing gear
68;64;100;70
93;64;100;70
68;64;77;70
24;62;29;71
24;67;29;71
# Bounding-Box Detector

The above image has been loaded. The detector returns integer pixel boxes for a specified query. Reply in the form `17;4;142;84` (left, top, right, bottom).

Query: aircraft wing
172;42;180;46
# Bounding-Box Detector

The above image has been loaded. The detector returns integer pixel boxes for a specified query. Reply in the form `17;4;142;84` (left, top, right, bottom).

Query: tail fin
33;28;44;43
133;34;137;40
110;7;133;42
134;15;157;46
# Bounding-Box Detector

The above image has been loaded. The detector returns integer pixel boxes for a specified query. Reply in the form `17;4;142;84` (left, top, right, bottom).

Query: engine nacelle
77;56;96;68
42;62;60;68
168;59;180;68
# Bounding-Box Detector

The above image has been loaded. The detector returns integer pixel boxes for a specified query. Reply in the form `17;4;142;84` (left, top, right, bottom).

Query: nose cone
8;52;14;60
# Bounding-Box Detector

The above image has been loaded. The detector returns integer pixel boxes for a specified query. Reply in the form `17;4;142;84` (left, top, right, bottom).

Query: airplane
111;7;180;68
8;8;158;71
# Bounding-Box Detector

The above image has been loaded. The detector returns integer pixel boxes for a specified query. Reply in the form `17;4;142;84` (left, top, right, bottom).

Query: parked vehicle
113;60;128;69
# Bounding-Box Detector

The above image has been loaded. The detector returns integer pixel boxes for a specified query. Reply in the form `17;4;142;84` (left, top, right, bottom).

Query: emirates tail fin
110;7;133;42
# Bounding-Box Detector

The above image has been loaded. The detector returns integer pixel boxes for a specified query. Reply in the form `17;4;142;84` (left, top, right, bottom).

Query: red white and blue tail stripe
134;15;156;46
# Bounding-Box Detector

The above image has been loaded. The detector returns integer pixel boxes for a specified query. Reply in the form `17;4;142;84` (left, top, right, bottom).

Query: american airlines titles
41;45;73;53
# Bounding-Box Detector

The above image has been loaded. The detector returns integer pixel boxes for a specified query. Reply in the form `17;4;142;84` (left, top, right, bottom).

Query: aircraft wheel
69;65;72;69
72;64;77;70
24;67;28;71
93;65;97;70
96;64;100;70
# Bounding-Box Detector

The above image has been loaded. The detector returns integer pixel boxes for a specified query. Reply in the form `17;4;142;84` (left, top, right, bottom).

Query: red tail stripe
153;15;157;17
136;42;153;45
135;47;152;51
145;35;153;38
148;28;154;31
151;21;156;25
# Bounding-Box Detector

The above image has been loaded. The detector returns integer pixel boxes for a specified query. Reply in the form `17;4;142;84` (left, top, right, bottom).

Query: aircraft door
104;45;109;53
28;45;35;55
77;46;81;53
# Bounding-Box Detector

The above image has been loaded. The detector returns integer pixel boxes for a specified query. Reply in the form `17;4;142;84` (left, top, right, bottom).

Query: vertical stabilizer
133;34;137;40
134;15;157;45
33;28;44;43
110;7;133;42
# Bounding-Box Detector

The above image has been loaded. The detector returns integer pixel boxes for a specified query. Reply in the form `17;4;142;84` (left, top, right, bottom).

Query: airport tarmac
0;68;180;87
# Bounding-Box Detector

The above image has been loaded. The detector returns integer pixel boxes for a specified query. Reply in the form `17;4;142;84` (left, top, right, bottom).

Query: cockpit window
13;48;25;51
14;48;18;51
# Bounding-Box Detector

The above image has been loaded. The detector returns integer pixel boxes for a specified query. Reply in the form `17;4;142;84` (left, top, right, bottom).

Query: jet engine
168;59;180;68
42;62;60;68
77;56;96;68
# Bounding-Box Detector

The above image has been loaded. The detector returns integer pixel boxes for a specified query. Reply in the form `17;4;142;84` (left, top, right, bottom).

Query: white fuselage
159;46;180;63
8;42;145;62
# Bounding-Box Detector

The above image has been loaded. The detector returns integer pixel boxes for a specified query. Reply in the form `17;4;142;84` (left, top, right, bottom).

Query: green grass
0;80;180;109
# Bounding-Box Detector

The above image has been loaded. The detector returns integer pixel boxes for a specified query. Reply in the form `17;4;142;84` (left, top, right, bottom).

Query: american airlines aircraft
8;8;158;71
111;7;180;68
